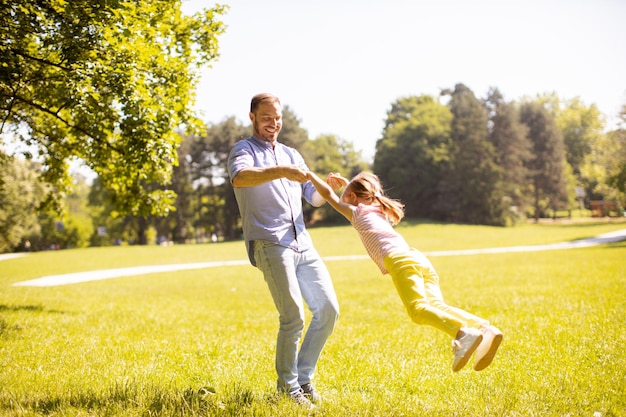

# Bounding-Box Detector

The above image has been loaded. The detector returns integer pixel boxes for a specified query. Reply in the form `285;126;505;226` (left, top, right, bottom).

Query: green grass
1;220;625;416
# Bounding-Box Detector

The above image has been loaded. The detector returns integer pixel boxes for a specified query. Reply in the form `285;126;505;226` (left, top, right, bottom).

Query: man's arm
232;165;309;188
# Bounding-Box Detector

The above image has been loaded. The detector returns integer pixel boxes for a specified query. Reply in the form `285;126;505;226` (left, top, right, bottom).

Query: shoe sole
473;332;503;371
452;334;483;372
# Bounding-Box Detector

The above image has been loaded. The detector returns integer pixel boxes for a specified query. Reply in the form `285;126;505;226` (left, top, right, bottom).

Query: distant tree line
1;84;625;252
373;84;625;226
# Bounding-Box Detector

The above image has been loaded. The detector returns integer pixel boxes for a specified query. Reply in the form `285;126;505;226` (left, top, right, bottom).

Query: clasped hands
284;166;348;192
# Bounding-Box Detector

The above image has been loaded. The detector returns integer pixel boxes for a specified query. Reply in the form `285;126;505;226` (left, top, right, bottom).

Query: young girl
307;170;503;372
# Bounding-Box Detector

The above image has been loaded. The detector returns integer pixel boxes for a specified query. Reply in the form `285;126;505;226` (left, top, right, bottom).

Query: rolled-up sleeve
228;140;253;183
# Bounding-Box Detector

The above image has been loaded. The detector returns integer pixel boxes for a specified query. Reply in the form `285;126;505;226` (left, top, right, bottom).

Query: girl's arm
306;171;354;221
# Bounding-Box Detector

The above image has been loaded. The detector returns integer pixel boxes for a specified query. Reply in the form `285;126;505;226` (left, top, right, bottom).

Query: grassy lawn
1;221;625;416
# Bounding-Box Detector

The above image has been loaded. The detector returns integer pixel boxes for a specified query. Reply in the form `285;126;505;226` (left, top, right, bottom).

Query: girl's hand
326;172;349;191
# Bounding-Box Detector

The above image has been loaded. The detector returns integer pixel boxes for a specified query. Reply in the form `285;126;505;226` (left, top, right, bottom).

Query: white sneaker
473;325;503;371
451;328;483;372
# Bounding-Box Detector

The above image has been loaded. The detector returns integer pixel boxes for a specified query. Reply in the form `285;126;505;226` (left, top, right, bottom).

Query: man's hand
282;165;309;183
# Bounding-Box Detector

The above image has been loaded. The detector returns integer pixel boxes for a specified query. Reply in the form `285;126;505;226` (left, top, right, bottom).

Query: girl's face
341;179;380;206
340;185;358;205
341;185;356;206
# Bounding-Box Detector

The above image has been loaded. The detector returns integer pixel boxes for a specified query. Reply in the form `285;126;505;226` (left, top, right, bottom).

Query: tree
606;128;626;196
278;106;310;159
533;93;616;210
535;94;603;177
605;104;626;200
374;95;453;218
87;177;135;246
305;134;367;176
167;136;194;243
0;154;45;252
0;0;227;216
519;101;569;220
437;84;506;225
583;128;626;207
558;99;603;177
184;117;250;241
484;88;533;223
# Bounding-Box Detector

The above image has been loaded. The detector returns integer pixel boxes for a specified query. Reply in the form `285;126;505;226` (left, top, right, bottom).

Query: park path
7;228;626;287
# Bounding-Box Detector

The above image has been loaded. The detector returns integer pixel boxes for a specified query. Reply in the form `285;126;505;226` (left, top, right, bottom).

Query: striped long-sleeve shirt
351;204;410;274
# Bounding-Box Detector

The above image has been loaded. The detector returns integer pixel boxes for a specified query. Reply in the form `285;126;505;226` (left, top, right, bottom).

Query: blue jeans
253;241;339;394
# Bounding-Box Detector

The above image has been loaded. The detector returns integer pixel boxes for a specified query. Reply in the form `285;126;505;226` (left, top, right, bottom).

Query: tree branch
13;94;124;154
10;49;72;72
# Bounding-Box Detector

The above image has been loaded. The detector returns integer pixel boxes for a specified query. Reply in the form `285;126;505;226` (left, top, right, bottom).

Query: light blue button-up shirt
228;136;318;266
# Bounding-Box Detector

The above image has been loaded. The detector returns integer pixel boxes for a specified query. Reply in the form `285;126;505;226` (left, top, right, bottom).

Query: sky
186;0;626;161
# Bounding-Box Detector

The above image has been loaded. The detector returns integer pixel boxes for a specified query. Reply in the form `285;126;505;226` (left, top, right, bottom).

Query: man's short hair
250;93;281;113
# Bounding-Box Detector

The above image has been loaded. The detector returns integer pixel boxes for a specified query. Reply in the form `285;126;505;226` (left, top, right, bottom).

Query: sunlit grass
1;220;625;416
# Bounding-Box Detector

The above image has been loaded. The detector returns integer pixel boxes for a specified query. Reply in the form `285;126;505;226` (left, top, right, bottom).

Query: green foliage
535;93;619;210
520;101;569;219
603;106;626;202
606;127;626;195
0;0;227;217
178;117;250;241
372;87;623;227
484;88;533;224
537;94;604;176
277;105;310;152
305;134;354;174
88;176;129;246
0;155;45;252
438;84;506;225
1;222;625;415
0;154;97;252
374;95;453;218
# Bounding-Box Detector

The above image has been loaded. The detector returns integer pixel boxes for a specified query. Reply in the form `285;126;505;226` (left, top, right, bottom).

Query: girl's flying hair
347;172;405;225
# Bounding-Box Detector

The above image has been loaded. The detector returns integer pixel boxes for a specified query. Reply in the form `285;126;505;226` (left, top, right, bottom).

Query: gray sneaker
473;325;503;371
301;383;322;404
289;389;313;408
451;327;483;372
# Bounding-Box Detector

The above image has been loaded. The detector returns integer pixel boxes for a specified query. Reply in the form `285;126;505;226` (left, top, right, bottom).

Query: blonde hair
347;172;405;225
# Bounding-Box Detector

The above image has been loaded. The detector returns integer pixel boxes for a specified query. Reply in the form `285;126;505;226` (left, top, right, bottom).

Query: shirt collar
251;135;275;149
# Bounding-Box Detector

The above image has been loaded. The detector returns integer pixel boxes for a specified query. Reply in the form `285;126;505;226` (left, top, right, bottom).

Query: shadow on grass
0;304;66;314
0;383;264;417
605;241;626;250
0;305;70;338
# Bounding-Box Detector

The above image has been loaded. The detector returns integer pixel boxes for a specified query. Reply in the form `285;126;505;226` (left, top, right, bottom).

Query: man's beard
254;120;279;142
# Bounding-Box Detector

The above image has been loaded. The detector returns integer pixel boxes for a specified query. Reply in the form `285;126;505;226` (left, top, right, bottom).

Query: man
227;93;339;407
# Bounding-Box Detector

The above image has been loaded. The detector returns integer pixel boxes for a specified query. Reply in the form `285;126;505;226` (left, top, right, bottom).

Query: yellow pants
384;249;488;337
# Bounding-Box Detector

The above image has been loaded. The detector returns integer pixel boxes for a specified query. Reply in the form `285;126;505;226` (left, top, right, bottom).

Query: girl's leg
386;250;487;337
418;251;489;329
416;250;502;371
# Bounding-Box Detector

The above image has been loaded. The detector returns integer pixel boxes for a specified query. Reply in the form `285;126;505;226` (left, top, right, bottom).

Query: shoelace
451;339;461;353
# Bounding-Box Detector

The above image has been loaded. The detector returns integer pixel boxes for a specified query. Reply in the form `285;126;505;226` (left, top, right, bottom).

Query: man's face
250;101;282;143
